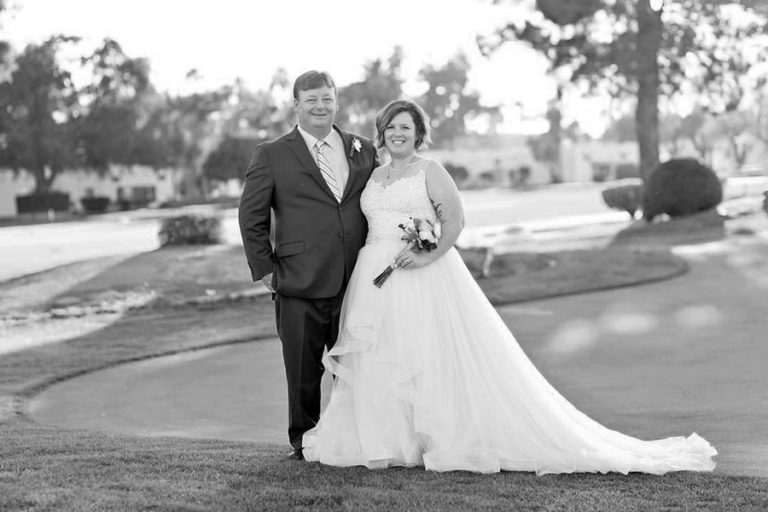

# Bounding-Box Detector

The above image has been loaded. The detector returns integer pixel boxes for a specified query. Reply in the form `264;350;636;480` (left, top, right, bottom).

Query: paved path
29;236;768;477
0;184;632;282
5;177;764;282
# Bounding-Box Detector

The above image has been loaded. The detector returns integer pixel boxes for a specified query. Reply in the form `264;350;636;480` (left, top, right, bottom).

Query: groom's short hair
293;71;336;99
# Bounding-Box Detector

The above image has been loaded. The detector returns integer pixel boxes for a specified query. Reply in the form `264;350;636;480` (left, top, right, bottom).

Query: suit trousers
275;287;345;450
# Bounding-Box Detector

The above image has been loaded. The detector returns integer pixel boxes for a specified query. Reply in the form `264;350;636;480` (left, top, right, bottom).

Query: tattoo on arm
431;199;444;221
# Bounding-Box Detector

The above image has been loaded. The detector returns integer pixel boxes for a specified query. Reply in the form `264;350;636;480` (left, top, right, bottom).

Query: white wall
423;149;550;185
560;140;639;182
0;172;20;217
0;165;179;216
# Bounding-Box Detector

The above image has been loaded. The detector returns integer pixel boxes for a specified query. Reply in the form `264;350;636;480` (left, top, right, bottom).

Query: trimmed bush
16;192;70;213
158;197;239;209
158;215;223;247
117;198;152;211
516;166;531;186
444;162;469;183
81;196;111;214
602;184;643;219
642;159;722;222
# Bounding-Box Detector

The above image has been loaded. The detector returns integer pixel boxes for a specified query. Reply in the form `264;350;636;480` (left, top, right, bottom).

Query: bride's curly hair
374;100;432;150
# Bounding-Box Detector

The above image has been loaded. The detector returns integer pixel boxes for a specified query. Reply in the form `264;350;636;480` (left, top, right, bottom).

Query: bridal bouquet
373;217;441;288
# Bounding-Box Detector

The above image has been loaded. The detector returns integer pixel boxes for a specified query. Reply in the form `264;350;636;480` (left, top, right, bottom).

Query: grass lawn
3;431;766;511
2;216;767;511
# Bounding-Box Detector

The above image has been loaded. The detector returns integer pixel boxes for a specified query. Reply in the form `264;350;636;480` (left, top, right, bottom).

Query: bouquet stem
373;264;396;288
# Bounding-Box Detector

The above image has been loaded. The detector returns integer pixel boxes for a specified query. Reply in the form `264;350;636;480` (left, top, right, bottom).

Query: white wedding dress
303;159;717;474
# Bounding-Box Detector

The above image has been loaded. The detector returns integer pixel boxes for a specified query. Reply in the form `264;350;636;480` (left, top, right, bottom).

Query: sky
0;0;612;135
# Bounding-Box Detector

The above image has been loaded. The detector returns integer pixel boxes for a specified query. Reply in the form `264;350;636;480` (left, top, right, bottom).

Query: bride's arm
394;160;465;269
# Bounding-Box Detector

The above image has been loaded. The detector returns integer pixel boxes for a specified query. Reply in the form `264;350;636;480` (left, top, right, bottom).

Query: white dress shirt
297;125;350;196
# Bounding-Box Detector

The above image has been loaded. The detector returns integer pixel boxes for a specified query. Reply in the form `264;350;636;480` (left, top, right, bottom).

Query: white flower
352;138;362;153
419;230;437;244
401;218;416;231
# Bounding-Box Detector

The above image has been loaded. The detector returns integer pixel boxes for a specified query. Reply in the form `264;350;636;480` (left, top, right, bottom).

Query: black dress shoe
287;448;304;461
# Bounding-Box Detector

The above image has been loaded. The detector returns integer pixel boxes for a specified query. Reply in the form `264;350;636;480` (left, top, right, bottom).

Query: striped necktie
315;139;342;202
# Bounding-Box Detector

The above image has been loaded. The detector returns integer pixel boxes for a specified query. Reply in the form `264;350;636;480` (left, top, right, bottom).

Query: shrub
517;166;531;186
158;215;223;247
615;163;640;180
478;171;496;183
117;198;152;211
444;162;469;183
81;196;111;214
16;192;70;213
642;159;723;222
602;184;643;219
763;191;768;217
158;197;239;209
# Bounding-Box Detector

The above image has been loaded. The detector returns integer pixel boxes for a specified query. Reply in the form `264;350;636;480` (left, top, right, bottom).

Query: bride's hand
393;249;432;270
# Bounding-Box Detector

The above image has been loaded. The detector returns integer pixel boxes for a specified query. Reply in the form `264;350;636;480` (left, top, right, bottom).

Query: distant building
661;135;768;177
560;140;640;182
0;165;179;218
422;134;551;186
560;135;768;183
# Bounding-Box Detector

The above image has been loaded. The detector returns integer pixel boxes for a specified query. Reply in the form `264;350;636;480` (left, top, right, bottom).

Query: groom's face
294;86;337;136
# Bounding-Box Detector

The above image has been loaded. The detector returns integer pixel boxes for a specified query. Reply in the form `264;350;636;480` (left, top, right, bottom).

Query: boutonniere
349;137;362;158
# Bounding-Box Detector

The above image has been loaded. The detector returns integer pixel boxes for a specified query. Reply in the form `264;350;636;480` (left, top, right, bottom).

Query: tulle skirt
303;240;717;474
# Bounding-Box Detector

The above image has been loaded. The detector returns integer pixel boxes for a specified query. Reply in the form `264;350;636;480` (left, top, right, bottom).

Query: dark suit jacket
238;125;379;299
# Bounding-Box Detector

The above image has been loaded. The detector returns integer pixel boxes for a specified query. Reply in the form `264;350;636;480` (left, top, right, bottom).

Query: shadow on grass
46;244;255;307
460;246;688;306
609;209;727;249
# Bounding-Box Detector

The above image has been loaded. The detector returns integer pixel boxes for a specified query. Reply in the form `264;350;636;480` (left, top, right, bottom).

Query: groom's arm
238;143;274;282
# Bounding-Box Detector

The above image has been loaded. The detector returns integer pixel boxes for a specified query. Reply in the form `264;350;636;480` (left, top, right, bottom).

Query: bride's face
384;111;417;158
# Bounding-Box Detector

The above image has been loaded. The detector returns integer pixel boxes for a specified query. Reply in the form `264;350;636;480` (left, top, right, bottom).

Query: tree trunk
546;89;563;183
635;1;663;181
33;166;55;194
730;138;748;169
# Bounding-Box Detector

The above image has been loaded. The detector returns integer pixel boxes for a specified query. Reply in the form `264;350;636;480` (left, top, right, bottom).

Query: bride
302;99;717;474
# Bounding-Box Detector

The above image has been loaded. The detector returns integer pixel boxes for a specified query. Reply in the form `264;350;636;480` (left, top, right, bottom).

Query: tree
0;36;81;193
337;48;404;137
677;108;720;163
480;0;768;180
418;52;498;148
751;81;768;147
148;85;232;198
201;73;294;186
713;111;753;169
0;1;10;63
659;113;685;156
223;76;293;142
76;39;163;171
202;136;259;183
603;113;637;143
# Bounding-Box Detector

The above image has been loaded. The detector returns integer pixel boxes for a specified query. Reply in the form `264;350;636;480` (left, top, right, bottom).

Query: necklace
387;155;418;179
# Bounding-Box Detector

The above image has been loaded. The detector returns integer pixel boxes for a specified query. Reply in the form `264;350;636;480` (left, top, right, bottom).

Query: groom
238;70;379;460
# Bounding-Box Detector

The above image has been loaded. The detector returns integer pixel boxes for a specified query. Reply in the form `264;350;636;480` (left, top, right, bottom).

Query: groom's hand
261;273;275;293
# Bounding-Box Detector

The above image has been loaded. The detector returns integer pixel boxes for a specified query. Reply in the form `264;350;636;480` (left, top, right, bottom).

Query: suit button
337;232;343;238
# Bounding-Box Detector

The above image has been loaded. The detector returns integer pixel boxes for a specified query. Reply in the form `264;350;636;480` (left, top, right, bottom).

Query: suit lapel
285;126;336;201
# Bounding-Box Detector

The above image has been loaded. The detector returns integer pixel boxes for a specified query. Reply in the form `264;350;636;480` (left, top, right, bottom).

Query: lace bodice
361;161;437;245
